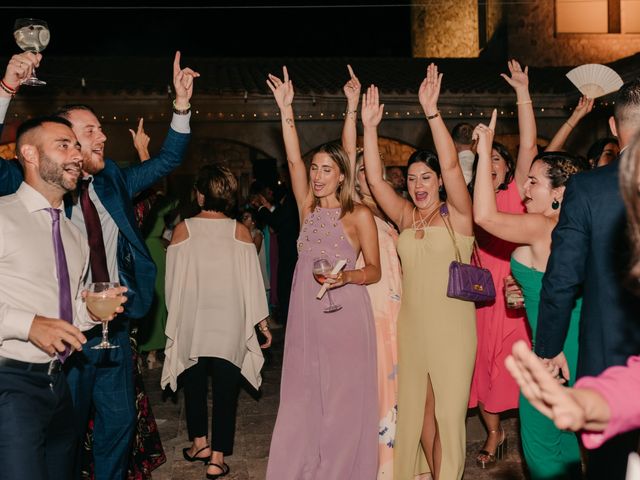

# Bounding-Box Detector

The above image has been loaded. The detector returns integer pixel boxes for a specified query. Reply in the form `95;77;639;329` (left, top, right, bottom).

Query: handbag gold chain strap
439;205;483;268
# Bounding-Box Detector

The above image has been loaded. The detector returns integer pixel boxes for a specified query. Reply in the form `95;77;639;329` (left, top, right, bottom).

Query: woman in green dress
473;111;586;479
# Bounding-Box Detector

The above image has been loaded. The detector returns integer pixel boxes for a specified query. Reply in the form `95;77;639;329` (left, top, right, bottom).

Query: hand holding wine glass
84;282;127;349
313;257;343;313
13;18;49;86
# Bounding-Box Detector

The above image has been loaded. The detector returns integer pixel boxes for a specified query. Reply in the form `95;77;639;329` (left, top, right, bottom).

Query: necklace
412;203;442;239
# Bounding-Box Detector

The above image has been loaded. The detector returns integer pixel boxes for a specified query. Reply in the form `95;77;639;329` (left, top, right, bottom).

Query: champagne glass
86;282;123;349
313;257;342;313
13;18;50;86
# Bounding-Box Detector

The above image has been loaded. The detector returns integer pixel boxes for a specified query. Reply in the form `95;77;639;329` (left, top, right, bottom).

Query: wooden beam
608;0;621;33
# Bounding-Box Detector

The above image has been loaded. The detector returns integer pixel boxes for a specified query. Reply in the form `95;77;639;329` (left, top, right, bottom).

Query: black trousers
586;429;640;480
182;357;241;455
0;364;77;479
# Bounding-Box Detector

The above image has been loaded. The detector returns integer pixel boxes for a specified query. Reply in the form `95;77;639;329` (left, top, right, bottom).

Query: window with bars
556;0;640;33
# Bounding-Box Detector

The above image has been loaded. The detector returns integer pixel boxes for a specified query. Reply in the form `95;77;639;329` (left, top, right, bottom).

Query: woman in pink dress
265;67;381;479
468;60;535;468
341;66;402;479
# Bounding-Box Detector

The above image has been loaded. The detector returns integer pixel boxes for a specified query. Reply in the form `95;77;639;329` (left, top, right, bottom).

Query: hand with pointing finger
129;118;150;162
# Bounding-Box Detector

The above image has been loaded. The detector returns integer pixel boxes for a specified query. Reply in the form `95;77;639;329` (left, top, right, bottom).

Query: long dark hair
468;141;516;195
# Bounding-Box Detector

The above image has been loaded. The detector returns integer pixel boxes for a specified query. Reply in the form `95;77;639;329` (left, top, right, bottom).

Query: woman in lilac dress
265;67;381;479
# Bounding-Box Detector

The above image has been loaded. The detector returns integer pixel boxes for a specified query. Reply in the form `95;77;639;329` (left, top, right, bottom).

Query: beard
39;152;80;192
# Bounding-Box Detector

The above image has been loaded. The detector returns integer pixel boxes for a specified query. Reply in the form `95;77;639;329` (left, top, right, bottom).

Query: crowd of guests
1;46;640;480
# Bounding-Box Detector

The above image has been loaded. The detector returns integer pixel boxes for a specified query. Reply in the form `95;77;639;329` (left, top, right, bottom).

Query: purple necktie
79;178;110;283
46;208;73;363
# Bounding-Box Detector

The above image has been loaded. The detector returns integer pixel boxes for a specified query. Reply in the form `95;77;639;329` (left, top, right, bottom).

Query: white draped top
161;217;269;391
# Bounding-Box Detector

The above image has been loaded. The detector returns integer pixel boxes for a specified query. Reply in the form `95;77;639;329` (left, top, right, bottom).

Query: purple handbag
440;204;496;303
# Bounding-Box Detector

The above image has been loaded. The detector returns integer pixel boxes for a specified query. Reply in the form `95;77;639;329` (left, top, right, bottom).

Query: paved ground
143;329;528;479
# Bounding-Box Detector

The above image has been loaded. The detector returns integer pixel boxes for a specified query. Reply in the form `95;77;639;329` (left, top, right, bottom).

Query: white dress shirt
0;183;97;363
458;149;476;186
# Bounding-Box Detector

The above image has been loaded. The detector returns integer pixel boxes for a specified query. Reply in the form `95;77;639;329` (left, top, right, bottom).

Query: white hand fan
566;64;623;99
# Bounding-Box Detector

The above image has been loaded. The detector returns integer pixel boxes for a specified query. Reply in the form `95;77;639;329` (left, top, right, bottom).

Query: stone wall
507;0;640;66
411;0;479;58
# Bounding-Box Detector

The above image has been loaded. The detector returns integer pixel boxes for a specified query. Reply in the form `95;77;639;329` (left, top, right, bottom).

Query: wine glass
86;282;123;349
312;257;342;313
13;18;50;86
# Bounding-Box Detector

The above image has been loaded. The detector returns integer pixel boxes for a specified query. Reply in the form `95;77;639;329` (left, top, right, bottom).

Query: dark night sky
0;2;411;58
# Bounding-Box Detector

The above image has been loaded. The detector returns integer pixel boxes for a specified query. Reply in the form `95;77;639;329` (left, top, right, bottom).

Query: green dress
139;201;176;352
511;257;582;480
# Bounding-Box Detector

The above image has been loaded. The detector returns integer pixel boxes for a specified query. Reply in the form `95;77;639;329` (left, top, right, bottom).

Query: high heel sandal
476;428;507;469
182;445;210;464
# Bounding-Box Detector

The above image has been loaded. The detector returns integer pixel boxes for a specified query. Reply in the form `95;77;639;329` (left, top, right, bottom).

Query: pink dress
266;207;378;479
575;355;640;449
357;217;402;480
469;180;531;412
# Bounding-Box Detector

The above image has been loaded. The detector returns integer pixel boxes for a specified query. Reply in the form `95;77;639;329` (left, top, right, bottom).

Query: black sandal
182;445;210;464
206;462;230;479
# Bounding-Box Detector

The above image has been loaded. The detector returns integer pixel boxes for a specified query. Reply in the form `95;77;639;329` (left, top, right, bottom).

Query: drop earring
551;199;560;210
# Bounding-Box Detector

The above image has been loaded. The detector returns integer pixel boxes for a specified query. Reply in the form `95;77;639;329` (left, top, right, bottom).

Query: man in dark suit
535;79;640;480
0;52;199;480
251;180;299;325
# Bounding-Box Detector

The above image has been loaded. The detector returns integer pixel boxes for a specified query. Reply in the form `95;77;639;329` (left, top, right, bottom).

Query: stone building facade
412;0;640;66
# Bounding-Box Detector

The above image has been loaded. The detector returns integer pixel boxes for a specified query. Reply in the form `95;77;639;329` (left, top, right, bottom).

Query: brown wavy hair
195;163;238;216
310;142;354;218
620;133;640;283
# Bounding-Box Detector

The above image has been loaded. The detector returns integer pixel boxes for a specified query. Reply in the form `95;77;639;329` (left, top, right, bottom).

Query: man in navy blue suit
0;51;199;480
535;79;640;479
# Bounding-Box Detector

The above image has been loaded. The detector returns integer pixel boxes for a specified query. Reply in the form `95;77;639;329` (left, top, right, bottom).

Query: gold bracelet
516;100;532;105
172;99;191;115
426;111;440;120
565;120;576;129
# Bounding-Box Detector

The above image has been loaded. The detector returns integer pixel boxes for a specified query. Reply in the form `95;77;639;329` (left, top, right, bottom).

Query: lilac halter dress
266;207;378;479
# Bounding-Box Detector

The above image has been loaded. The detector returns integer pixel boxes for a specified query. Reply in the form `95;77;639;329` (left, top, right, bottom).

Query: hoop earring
551;199;560;210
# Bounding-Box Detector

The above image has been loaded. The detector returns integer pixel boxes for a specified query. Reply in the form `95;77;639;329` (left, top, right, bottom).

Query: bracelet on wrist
565;120;576;129
0;79;18;97
425;110;440;120
172;99;191;115
516;100;532;105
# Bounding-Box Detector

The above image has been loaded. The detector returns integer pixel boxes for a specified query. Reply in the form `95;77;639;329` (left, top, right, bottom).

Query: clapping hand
472;109;498;158
506;341;588;431
418;63;443;115
501;59;529;92
267;66;294;110
361;85;384;128
173;51;200;109
343;64;361;108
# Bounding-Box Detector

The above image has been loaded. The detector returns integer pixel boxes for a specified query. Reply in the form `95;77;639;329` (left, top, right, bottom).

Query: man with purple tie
0;116;124;479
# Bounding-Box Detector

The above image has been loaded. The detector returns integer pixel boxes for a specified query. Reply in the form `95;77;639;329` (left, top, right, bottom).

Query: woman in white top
161;164;272;479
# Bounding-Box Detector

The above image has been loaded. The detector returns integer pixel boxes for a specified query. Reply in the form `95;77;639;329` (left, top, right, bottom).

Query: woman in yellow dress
362;65;476;480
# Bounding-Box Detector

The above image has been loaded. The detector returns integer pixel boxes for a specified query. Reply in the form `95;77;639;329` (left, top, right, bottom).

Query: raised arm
546;96;594;152
267;67;309;212
419;64;472;223
361;85;412;229
129;118;151;162
501;60;537;198
473;110;553;244
341;64;361;181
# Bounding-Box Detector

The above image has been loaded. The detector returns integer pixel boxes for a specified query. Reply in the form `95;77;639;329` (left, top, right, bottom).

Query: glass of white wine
13;18;50;86
86;282;123;350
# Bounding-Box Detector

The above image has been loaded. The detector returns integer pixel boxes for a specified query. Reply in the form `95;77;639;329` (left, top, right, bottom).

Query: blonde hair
620;133;640;284
310;142;354;217
354;152;388;221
